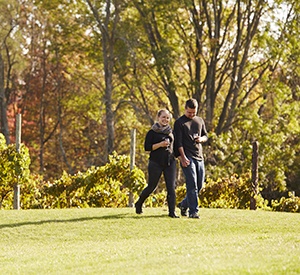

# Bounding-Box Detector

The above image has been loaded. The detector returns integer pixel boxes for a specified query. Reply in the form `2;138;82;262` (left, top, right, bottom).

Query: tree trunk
86;0;117;159
0;53;10;144
39;47;47;174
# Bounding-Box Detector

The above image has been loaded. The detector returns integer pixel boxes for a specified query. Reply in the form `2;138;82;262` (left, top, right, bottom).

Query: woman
135;109;179;218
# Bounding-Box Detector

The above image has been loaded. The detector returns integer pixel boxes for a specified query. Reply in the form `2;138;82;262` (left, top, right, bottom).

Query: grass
0;207;300;275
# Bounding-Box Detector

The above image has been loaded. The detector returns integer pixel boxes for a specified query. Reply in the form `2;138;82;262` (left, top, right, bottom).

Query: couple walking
135;98;208;218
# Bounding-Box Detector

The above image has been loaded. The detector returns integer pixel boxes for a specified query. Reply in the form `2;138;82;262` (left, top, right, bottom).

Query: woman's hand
162;139;170;148
152;139;170;151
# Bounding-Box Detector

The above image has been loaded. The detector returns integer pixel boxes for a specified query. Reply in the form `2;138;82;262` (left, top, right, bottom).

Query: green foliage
20;174;47;209
206;131;253;179
198;173;268;210
40;152;146;209
175;185;187;205
145;191;167;208
3;141;299;213
206;85;300;202
0;134;31;209
271;192;300;213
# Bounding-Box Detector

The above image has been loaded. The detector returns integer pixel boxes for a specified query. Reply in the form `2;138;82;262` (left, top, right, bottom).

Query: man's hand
179;155;190;167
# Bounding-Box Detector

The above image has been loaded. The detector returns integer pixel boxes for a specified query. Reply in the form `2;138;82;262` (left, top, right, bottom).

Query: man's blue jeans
180;157;205;215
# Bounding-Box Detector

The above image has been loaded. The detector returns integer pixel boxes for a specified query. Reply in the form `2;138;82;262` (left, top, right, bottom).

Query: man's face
184;107;197;119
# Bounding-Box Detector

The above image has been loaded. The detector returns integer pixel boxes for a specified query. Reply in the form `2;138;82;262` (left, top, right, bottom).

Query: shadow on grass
0;213;169;229
131;214;167;219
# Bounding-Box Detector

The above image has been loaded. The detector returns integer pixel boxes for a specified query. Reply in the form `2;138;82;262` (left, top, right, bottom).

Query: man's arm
178;146;190;167
200;118;208;143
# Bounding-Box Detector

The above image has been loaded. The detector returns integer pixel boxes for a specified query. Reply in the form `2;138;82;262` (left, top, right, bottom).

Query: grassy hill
1;207;299;274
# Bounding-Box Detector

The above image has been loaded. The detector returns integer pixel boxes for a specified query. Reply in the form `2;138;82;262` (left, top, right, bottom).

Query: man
174;98;208;218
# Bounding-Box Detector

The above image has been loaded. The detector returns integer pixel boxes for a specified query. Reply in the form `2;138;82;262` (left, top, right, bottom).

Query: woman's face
158;111;171;126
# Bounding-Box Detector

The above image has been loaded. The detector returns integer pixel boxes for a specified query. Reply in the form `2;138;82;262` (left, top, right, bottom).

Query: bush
39;152;147;208
271;192;300;213
145;191;167;208
198;173;267;210
21;174;45;209
175;185;187;205
0;134;31;209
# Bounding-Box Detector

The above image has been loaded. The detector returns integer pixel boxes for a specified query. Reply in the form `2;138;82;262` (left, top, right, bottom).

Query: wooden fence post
250;141;259;210
128;129;136;207
13;114;21;210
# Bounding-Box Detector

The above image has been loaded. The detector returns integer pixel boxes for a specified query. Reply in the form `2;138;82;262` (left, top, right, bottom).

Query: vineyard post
250;141;259;210
128;128;136;207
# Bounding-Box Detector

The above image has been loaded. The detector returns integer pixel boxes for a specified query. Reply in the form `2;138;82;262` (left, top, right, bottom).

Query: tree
177;0;271;132
132;0;181;118
0;0;20;144
85;0;122;159
1;0;298;196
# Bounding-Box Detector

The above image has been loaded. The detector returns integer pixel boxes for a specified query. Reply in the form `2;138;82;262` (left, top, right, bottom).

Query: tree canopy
0;0;299;201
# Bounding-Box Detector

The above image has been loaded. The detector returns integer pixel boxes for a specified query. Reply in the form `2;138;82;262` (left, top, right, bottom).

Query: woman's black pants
136;159;176;214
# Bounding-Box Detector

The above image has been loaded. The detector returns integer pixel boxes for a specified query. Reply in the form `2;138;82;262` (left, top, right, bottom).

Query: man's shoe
189;213;200;219
177;203;187;216
135;202;143;214
168;213;180;218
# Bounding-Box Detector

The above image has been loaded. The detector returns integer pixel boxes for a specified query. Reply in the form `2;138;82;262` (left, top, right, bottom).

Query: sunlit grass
1;207;300;274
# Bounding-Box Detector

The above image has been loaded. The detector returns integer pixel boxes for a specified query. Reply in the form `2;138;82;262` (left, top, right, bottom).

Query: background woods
0;0;299;207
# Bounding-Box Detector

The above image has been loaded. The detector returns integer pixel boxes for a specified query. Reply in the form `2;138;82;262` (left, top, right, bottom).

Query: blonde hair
157;109;172;120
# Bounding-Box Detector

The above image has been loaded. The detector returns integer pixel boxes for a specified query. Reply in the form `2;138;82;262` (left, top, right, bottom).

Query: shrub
40;152;147;208
21;174;45;209
145;191;167;208
175;185;187;204
0;134;31;209
198;173;267;210
271;192;300;213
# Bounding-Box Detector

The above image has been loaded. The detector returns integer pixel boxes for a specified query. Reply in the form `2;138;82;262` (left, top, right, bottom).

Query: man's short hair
185;98;198;109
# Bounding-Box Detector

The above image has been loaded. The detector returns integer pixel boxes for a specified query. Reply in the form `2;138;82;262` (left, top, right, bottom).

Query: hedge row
0;134;299;212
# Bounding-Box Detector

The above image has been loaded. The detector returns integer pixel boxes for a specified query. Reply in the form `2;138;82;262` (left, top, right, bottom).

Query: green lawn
1;207;299;274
